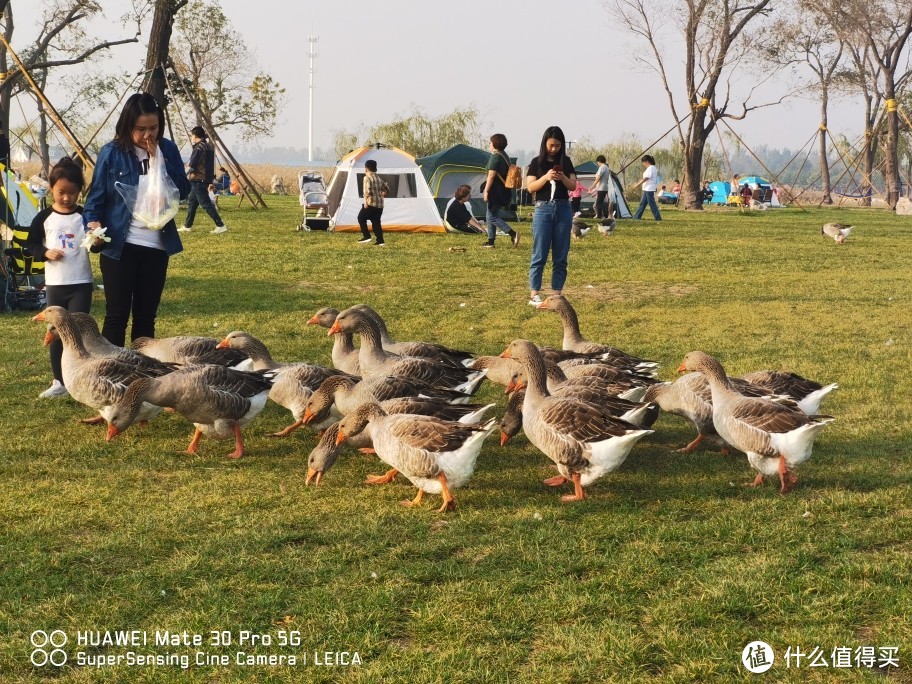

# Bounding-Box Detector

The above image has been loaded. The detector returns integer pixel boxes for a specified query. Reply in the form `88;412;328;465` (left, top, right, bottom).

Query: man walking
180;126;227;234
357;159;389;246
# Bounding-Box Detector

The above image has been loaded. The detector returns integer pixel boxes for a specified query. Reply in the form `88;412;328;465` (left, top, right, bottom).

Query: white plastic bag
115;144;180;230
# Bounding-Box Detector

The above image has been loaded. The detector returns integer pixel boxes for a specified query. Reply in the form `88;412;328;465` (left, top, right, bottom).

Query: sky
8;0;867;163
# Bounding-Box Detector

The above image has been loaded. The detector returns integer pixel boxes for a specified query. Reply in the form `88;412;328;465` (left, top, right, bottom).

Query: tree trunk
883;99;900;208
0;2;12;135
142;0;188;104
819;97;832;205
681;112;708;210
862;99;875;207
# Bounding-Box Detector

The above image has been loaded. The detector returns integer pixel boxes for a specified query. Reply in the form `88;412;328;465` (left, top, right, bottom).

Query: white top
594;164;612;192
41;210;94;286
126;146;165;250
642;165;659;192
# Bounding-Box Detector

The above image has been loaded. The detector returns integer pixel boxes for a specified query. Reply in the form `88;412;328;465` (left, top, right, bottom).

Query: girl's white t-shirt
41;210;94;286
642;165;659;192
125;146;165;250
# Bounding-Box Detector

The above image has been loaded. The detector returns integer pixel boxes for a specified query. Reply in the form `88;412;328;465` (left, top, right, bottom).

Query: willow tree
611;0;783;209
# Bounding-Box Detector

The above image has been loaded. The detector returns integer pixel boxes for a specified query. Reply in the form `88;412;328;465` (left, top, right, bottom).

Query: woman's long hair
114;93;165;150
538;125;566;165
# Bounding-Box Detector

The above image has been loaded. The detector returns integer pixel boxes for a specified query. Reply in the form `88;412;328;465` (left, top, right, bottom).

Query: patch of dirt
562;282;698;302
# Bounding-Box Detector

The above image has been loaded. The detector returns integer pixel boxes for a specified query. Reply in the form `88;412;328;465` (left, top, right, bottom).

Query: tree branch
25;37;139;71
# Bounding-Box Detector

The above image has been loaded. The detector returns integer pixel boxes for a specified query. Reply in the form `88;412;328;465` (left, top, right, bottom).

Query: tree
765;4;844;203
611;0;785;209
0;0;138;145
832;0;912;207
168;0;284;141
368;107;482;158
140;0;188;104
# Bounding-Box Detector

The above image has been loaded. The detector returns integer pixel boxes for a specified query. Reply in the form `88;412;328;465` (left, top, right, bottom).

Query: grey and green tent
574;161;631;218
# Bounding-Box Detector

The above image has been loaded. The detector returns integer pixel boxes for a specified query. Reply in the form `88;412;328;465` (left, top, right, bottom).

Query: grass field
2;196;911;683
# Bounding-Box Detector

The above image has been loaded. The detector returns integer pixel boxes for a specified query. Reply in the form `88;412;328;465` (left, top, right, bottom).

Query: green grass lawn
2;197;910;683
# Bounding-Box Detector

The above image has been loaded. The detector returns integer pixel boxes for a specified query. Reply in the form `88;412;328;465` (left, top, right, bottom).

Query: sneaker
211;225;228;234
511;231;520;248
573;211;581;218
528;294;543;307
374;242;385;246
481;241;495;249
357;238;372;244
177;225;192;232
39;379;69;399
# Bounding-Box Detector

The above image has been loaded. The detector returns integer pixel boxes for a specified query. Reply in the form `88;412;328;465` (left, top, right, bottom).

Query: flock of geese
33;296;838;512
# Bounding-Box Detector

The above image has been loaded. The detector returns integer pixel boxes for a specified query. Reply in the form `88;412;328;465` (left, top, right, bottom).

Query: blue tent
709;181;730;205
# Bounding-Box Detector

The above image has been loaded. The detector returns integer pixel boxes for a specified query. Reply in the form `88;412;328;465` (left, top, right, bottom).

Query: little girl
25;157;104;398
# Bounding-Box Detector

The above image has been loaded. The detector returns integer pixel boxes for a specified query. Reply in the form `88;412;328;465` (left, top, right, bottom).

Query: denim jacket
83;138;191;259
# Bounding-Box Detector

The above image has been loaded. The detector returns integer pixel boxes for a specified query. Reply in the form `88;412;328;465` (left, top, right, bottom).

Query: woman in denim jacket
84;93;190;346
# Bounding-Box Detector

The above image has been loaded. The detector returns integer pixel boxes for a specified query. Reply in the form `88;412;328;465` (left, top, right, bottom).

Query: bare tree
766;4;844;203
141;0;189;104
611;0;785;209
828;0;912;207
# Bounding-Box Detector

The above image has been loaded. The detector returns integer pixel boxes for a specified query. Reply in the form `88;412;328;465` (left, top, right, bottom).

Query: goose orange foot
778;456;798;494
543;475;568;487
270;420;303;438
358;448;377;455
676;434;704;454
226;424;245;459
185;428;204;455
79;415;105;425
436;473;456;513
746;473;764;488
365;469;398;485
400;489;424;507
560;473;586;502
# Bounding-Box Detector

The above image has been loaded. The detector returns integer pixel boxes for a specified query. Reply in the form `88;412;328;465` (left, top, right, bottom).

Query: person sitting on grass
444;185;485;234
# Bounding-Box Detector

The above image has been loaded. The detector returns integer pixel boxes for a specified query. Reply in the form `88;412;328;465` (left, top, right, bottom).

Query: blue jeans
634;190;662;220
185;181;224;228
529;200;572;292
485;200;512;241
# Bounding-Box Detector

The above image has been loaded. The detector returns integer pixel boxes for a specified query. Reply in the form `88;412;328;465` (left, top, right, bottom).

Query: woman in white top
630;154;662;221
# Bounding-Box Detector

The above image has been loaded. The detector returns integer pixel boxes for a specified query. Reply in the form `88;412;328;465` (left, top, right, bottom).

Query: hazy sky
9;0;866;162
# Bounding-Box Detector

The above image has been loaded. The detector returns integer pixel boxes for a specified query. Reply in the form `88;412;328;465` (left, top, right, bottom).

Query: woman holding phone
524;126;576;306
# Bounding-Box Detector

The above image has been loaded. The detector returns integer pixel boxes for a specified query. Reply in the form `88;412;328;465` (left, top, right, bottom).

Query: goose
821;222;851;244
335;402;496;511
507;371;659;428
106;364;275;459
305;399;495;486
535;294;658;366
499;389;525;446
305;307;361;375
678;352;834;493
131;335;250;368
352;304;474;366
739;370;838;415
541;360;653;402
328;307;486;392
301;374;472;426
642;372;775;454
32;307;169;428
468;356;522;387
216;331;351;435
501;339;653;502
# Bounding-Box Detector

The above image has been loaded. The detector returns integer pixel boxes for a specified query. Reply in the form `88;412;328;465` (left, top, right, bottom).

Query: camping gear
417;144;490;219
1;163;45;311
708;181;730;205
572;161;632;218
326;145;445;233
736;176;781;207
297;172;330;230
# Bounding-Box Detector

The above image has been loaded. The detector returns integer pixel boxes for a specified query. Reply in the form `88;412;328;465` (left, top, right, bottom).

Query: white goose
335;402;496;512
679;351;834;493
821;222;851;244
501;339;653;502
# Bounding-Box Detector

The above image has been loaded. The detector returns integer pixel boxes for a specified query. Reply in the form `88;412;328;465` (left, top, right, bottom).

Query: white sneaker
177;225;192;232
211;225;228;234
39;380;69;399
528;294;543;307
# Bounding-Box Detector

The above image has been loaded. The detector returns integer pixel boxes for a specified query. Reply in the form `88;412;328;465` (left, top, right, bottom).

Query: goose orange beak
505;380;517;394
43;330;54;347
32;310;47;322
499;348;512;358
328;320;342;336
500;431;511;446
676;362;688;373
215;338;230;349
302;408;314;425
305;468;322;486
106;424;120;441
306;314;320;325
536;300;549;310
335;430;347;446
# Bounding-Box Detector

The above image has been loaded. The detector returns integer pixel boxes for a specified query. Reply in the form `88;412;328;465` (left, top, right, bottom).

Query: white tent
325;145;445;233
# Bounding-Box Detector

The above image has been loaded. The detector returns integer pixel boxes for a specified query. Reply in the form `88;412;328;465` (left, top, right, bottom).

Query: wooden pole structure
164;61;267;209
0;32;94;171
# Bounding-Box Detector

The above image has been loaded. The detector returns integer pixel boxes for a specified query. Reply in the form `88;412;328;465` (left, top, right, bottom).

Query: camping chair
1;226;45;312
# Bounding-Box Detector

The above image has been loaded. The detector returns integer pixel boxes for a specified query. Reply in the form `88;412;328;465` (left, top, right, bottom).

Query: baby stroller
1;165;45;311
296;172;330;231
